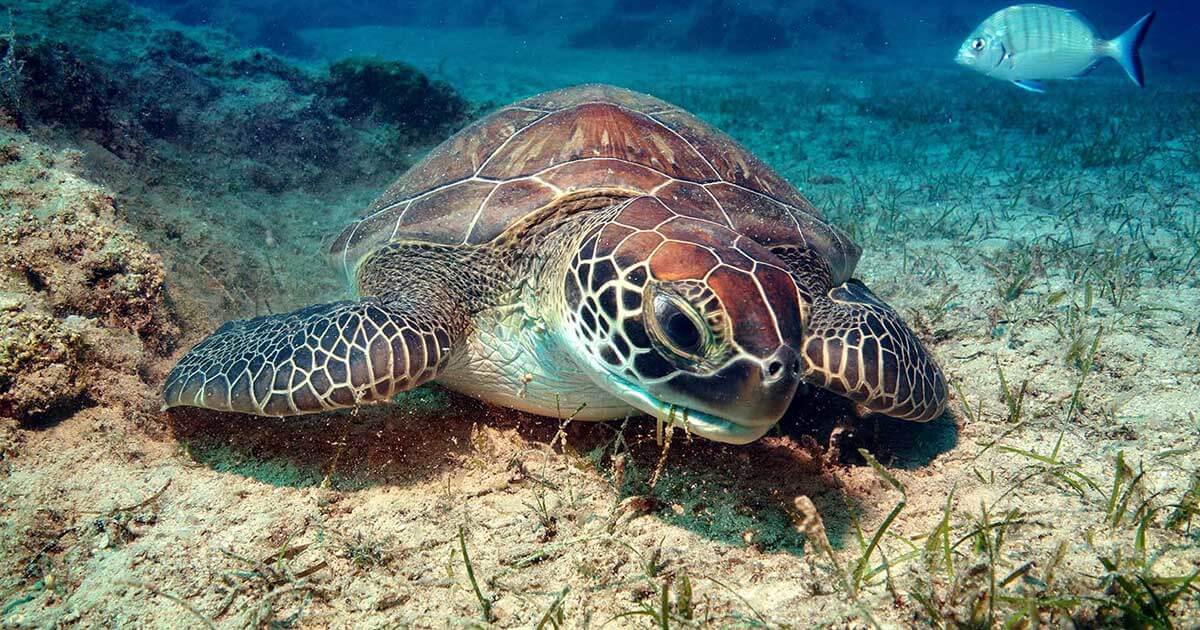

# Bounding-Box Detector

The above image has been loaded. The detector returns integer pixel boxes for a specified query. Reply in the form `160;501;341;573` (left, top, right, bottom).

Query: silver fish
955;4;1155;93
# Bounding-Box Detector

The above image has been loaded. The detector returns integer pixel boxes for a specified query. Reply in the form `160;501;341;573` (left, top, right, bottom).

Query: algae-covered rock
0;308;87;420
15;40;128;141
1;204;175;343
0;143;177;349
324;58;468;141
0;131;176;423
1;0;469;193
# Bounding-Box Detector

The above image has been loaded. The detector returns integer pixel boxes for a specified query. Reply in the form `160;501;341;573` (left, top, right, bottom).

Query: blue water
4;0;1200;626
135;0;1195;71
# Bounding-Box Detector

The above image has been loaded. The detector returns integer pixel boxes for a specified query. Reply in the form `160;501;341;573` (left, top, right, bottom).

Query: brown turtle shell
330;84;860;283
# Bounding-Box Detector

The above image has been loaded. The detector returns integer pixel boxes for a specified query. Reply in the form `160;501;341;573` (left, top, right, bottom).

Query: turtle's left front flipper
163;299;455;416
802;280;948;422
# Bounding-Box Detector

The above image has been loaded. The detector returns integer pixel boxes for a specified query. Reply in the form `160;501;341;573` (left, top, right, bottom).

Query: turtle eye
649;294;707;360
660;301;702;354
971;38;985;52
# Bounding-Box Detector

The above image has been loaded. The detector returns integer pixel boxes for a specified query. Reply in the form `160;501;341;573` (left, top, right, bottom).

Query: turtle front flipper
163;299;454;416
802;280;948;422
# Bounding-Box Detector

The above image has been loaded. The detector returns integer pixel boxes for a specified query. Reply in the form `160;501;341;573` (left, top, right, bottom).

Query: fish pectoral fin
1070;61;1102;80
1011;80;1047;94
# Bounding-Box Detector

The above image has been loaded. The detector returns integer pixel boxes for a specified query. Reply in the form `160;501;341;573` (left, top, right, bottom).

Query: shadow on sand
167;385;959;555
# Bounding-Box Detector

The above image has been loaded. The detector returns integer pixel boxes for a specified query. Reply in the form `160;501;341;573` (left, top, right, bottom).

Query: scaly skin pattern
566;198;807;437
771;245;947;422
803;282;947;422
555;197;804;391
163;84;948;436
162;198;946;428
161;299;442;415
539;196;945;427
162;243;509;416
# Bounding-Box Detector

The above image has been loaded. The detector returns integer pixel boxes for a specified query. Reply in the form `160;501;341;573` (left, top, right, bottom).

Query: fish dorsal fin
1065;9;1098;33
1012;80;1047;93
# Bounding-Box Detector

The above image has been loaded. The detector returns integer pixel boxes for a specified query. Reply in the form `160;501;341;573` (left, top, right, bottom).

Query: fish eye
971;38;985;52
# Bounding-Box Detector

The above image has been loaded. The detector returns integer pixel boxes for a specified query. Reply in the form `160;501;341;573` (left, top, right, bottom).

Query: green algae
392;385;451;413
325;57;467;139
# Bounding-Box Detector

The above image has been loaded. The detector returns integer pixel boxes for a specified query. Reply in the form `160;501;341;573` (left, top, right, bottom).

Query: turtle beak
661;347;801;431
597;364;792;444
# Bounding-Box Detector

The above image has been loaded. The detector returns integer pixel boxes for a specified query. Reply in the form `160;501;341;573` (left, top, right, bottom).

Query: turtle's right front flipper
163;299;453;416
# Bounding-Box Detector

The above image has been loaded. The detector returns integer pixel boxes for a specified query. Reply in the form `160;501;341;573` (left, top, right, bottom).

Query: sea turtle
163;84;947;444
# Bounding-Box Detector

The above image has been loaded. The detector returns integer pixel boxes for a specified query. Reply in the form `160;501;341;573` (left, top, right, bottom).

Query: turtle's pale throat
599;372;772;445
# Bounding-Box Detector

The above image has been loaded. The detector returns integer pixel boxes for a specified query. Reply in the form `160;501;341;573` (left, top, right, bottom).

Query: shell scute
651;110;813;210
707;182;803;248
400;179;495;243
479;104;715;182
468;178;558;244
539;158;669;197
367;107;547;213
332;84;859;284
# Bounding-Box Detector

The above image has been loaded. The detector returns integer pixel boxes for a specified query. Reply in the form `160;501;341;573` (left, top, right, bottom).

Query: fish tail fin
1107;11;1155;87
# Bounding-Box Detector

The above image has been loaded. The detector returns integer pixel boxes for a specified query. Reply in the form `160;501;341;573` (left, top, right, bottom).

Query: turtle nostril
764;350;801;385
766;359;784;379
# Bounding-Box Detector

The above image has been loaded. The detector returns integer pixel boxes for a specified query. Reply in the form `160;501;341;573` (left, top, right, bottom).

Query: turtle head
561;198;804;444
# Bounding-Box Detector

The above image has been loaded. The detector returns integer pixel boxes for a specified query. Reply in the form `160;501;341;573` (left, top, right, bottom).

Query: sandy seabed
3;12;1200;629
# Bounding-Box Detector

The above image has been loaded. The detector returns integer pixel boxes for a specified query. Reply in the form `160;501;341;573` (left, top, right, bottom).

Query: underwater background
1;0;1197;626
